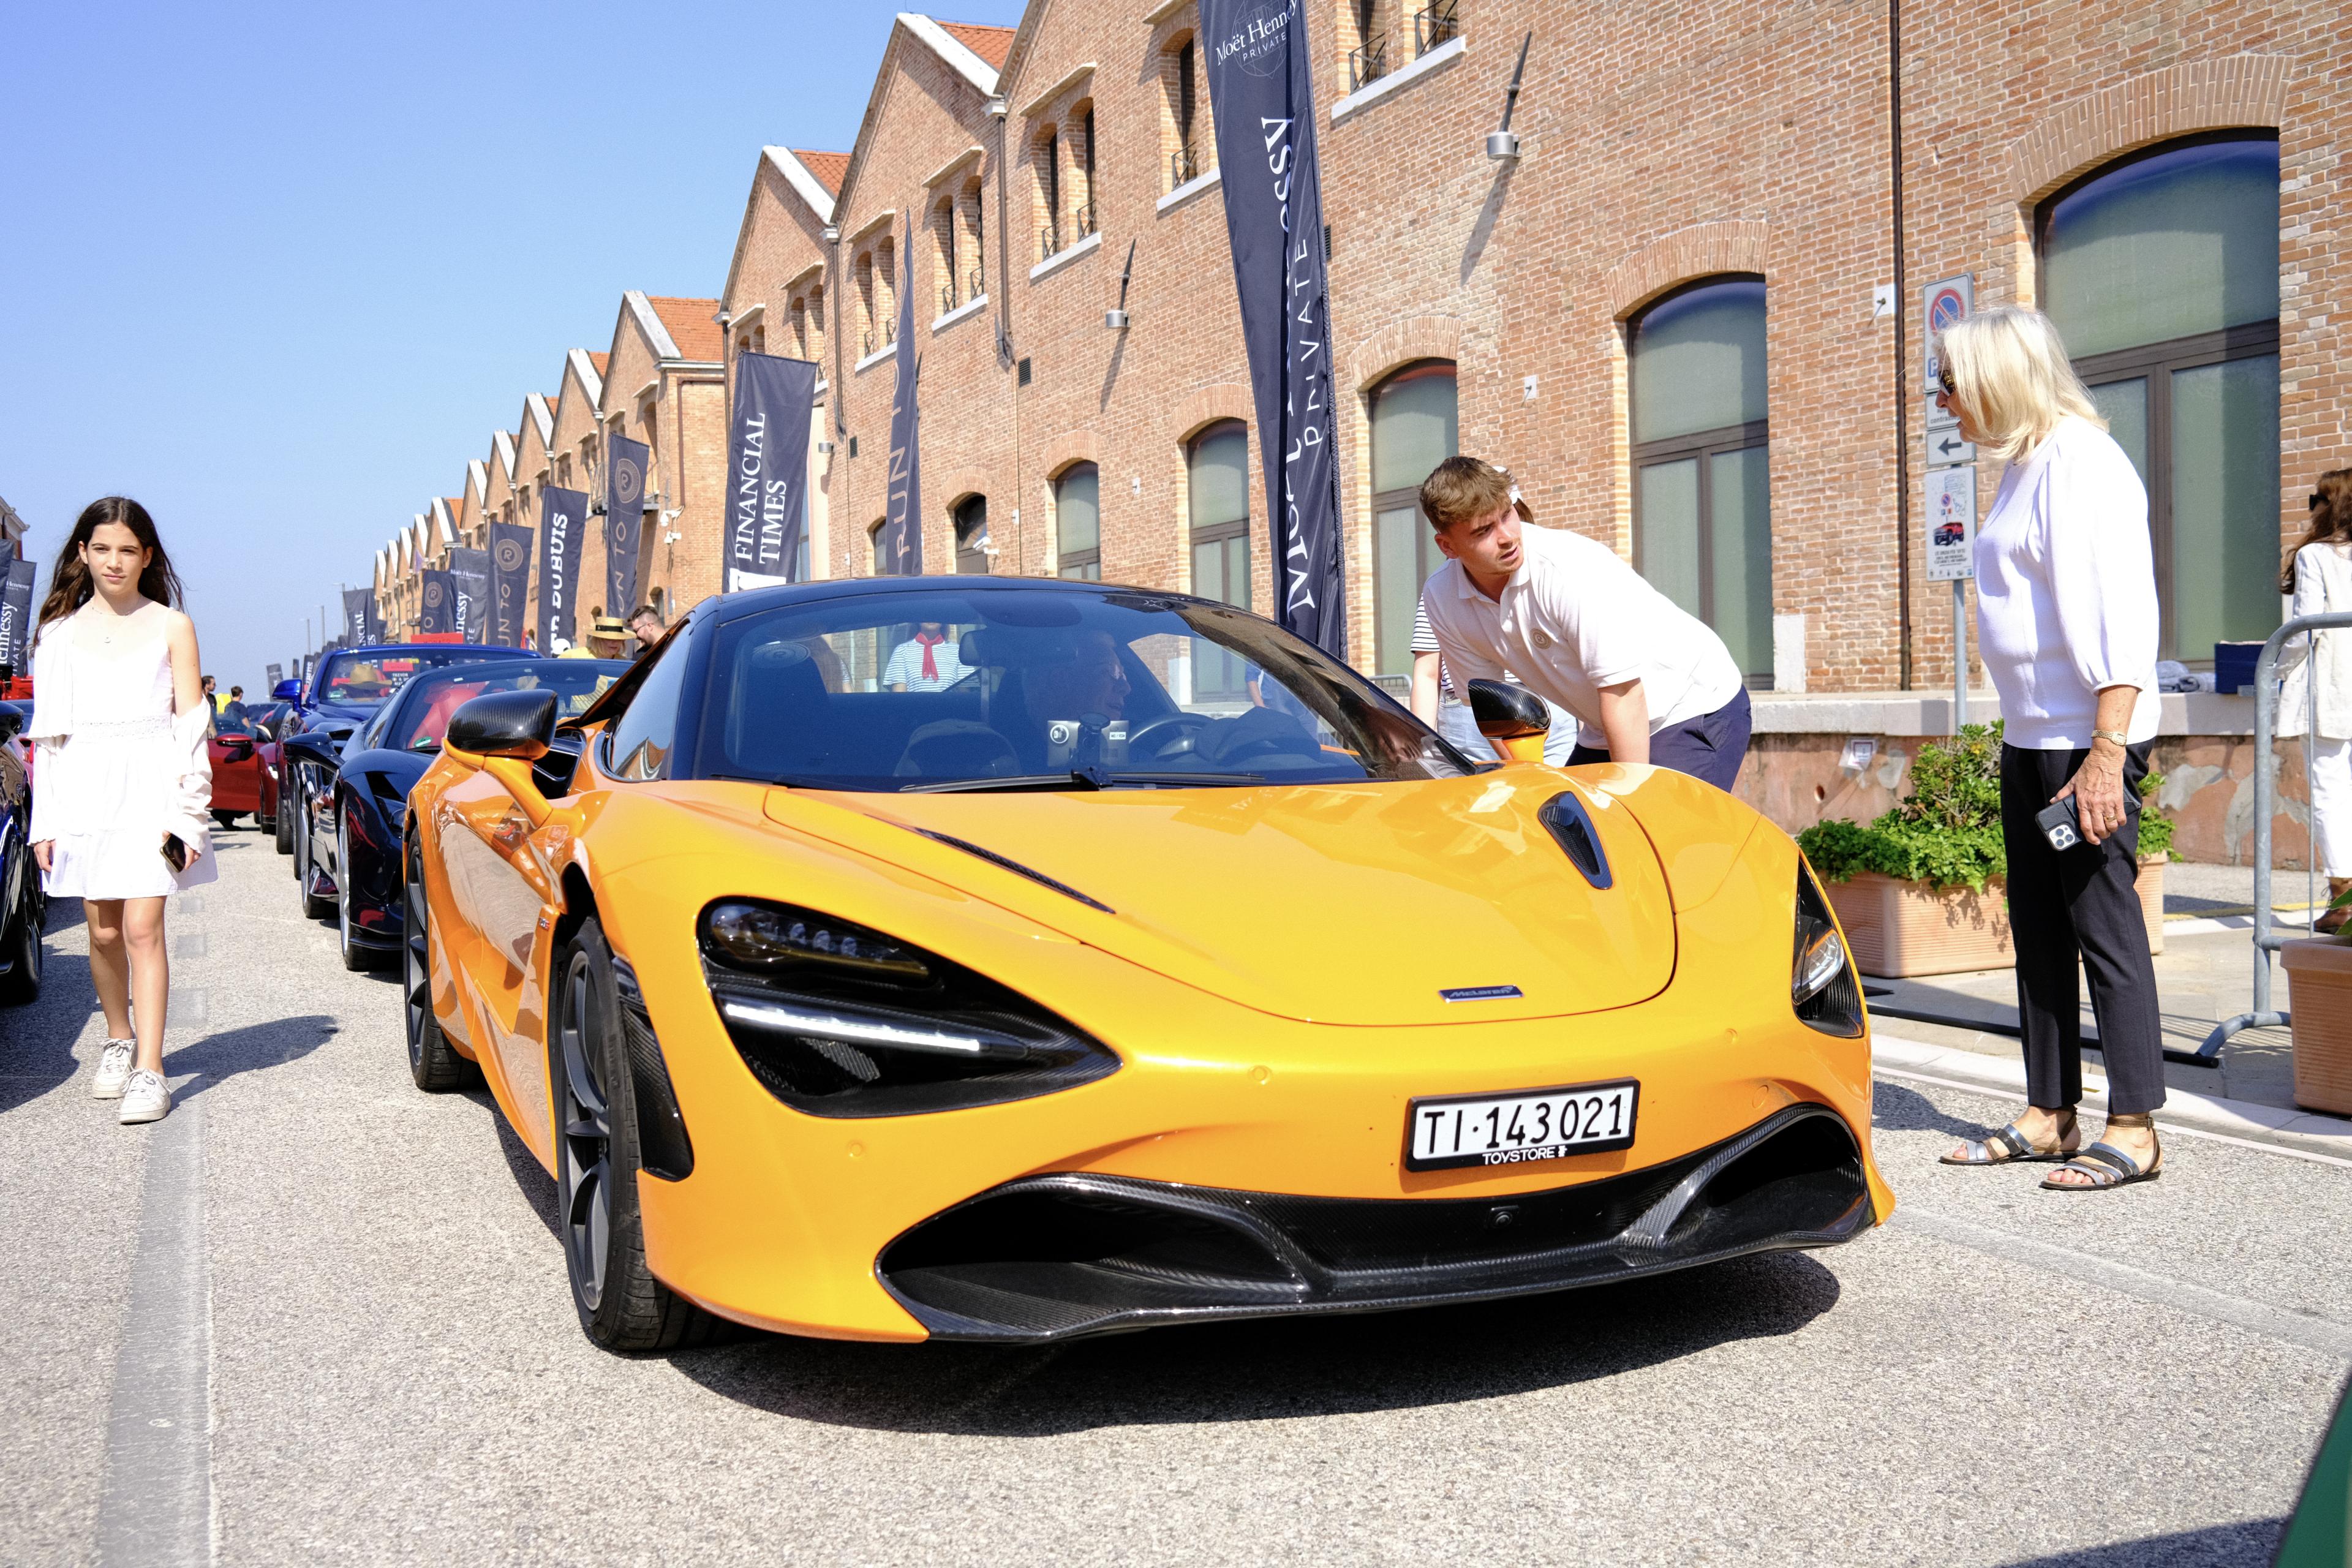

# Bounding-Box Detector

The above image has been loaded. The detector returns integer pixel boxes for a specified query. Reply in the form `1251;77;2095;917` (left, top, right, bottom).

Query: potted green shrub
2136;771;2172;956
1796;723;2010;978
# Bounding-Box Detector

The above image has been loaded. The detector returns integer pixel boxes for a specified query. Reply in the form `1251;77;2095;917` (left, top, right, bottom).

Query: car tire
274;782;294;854
211;810;242;830
336;811;384;971
295;791;334;921
403;831;480;1092
551;916;723;1353
0;852;41;1007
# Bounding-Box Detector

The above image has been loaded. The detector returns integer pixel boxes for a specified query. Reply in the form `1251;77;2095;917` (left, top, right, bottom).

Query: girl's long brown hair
2284;468;2352;592
34;496;184;638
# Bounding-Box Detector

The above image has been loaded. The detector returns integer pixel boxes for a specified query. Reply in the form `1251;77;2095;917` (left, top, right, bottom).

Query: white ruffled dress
28;609;217;899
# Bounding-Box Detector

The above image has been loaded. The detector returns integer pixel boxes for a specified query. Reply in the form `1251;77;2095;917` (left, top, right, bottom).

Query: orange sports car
403;577;1889;1351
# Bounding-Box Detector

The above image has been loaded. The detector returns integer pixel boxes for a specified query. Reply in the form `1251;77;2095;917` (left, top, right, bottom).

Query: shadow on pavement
668;1248;1841;1436
165;1015;339;1106
0;945;95;1114
1872;1080;2008;1141
1998;1517;2283;1566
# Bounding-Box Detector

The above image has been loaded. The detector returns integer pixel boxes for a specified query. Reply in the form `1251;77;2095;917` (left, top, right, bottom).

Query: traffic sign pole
1920;274;1977;737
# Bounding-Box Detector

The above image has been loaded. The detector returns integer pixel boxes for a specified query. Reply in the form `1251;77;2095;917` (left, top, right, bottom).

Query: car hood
764;772;1676;1027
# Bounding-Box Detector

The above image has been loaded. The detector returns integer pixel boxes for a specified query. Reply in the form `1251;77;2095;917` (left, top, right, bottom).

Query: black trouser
2000;742;2166;1115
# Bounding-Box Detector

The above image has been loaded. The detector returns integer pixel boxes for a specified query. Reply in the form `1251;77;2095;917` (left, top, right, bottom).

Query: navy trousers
1566;687;1752;791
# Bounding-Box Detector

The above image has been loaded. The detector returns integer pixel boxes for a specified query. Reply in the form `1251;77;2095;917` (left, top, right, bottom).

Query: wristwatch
2091;728;2130;747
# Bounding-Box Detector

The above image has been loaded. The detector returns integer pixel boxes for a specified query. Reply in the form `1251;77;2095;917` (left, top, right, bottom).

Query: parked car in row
0;699;43;1005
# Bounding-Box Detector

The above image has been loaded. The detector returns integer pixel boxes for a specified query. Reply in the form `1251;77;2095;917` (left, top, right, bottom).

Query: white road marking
1888;1205;2352;1360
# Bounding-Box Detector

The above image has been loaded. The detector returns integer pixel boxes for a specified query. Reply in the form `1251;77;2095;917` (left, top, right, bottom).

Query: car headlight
1792;865;1864;1038
699;899;1120;1117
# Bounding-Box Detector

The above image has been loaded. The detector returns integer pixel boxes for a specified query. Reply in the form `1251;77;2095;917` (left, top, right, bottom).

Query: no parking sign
1921;274;1974;394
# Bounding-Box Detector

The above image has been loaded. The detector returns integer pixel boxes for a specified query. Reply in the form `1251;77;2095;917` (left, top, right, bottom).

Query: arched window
1629;276;1771;684
869;518;890;577
954;496;991;575
1368;361;1457;677
935;196;960;316
2040;134;2282;660
1189;422;1251;699
1055;464;1101;579
1036;129;1062;259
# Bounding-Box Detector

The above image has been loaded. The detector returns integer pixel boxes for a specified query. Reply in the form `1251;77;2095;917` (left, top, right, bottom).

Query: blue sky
0;0;1022;689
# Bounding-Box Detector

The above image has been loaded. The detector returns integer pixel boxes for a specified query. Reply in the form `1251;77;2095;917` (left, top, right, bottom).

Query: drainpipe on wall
988;91;1019;576
1890;0;1912;690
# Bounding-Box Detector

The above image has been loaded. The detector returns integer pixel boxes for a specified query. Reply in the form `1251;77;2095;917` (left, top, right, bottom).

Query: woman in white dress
2280;466;2352;933
27;497;215;1126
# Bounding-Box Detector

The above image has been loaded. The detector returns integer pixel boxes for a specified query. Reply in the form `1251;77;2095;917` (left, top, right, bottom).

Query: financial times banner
418;570;458;638
447;547;490;644
877;282;923;576
538;488;586;650
341;588;372;646
1203;0;1345;655
606;433;649;611
0;557;35;673
489;521;532;647
726;355;818;589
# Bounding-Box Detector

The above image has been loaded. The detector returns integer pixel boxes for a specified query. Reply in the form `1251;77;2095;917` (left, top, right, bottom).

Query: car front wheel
336;812;384;971
295;788;334;921
403;831;479;1091
551;916;720;1353
0;848;41;1006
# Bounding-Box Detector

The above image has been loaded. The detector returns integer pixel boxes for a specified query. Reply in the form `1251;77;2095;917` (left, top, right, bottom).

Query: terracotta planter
2138;853;2166;956
2281;938;2352;1115
1822;871;2013;978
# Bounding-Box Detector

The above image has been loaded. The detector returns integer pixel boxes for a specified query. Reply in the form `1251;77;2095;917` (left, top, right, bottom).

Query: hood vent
914;828;1116;914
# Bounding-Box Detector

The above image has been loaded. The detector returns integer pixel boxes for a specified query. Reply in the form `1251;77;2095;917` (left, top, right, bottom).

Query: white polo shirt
1419;524;1746;748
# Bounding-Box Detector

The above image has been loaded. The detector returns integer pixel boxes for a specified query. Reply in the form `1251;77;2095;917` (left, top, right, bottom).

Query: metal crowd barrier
2196;609;2352;1061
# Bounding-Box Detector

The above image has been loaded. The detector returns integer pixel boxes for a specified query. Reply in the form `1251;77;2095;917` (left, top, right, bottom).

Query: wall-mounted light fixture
1487;32;1532;160
1105;238;1137;331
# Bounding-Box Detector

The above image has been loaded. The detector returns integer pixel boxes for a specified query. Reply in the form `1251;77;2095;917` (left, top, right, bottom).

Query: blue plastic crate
2213;641;2264;695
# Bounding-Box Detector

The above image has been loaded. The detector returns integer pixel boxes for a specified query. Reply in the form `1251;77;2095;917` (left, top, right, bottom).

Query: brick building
369;0;2342;862
595;293;726;627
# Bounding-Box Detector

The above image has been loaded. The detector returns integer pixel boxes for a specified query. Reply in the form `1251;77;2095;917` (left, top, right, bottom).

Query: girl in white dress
2280;466;2352;932
27;497;215;1126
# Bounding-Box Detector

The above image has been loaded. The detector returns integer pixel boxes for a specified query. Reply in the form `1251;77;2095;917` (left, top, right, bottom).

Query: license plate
1405;1079;1639;1170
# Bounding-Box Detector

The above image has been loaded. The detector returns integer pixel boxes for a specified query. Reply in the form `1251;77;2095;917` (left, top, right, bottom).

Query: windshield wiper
901;767;1264;794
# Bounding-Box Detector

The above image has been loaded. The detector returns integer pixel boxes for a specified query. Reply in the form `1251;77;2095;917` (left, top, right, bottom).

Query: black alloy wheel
296;786;334;921
402;831;478;1091
0;845;41;1006
335;810;383;971
551;916;720;1352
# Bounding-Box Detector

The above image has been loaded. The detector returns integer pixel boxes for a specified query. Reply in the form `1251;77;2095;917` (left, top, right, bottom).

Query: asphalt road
5;823;2348;1567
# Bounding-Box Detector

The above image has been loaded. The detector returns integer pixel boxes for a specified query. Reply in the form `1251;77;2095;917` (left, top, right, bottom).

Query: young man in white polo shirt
1415;456;1753;790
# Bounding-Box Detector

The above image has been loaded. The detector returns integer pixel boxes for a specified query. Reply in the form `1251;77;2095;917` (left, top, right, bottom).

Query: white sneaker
118;1069;171;1125
91;1040;135;1100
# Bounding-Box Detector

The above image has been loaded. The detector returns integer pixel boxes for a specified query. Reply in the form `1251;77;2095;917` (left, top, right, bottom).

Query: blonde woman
1932;307;2167;1192
2280;467;2352;932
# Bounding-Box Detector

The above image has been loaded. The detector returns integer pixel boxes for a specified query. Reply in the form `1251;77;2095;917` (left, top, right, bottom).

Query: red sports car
208;713;277;830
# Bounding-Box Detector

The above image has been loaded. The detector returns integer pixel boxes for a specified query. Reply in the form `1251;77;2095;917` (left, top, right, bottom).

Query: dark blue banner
606;433;649;611
363;593;385;644
418;570;457;638
878;280;922;576
447;547;490;644
0;557;34;674
1202;0;1345;655
489;521;532;647
341;588;372;647
725;356;818;589
537;488;586;651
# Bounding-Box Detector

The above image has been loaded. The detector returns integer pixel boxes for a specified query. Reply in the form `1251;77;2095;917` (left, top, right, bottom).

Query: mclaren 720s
404;575;1890;1351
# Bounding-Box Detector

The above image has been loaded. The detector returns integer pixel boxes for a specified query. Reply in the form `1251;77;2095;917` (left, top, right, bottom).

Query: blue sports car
295;658;628;969
278;643;526;884
0;699;43;1005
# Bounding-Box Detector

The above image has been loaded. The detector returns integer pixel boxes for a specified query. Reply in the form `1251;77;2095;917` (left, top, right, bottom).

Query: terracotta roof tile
646;295;724;363
792;149;851;195
935;20;1013;69
589;351;609;372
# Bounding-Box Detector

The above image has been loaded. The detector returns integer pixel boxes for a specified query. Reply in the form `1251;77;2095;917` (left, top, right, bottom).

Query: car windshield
388;660;628;752
694;586;1474;791
315;649;503;708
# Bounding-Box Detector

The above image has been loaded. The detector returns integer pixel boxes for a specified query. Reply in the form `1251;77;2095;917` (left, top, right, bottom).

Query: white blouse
2280;540;2352;741
1972;416;2162;750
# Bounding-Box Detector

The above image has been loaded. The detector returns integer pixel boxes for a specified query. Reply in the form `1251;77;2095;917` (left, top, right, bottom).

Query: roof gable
722;148;846;312
836;14;1007;217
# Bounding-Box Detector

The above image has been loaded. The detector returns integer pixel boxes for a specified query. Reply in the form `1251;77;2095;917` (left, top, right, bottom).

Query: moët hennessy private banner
538;489;587;651
489;522;532;648
606;433;649;613
447;547;491;644
726;355;818;590
0;557;36;673
1202;0;1346;656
